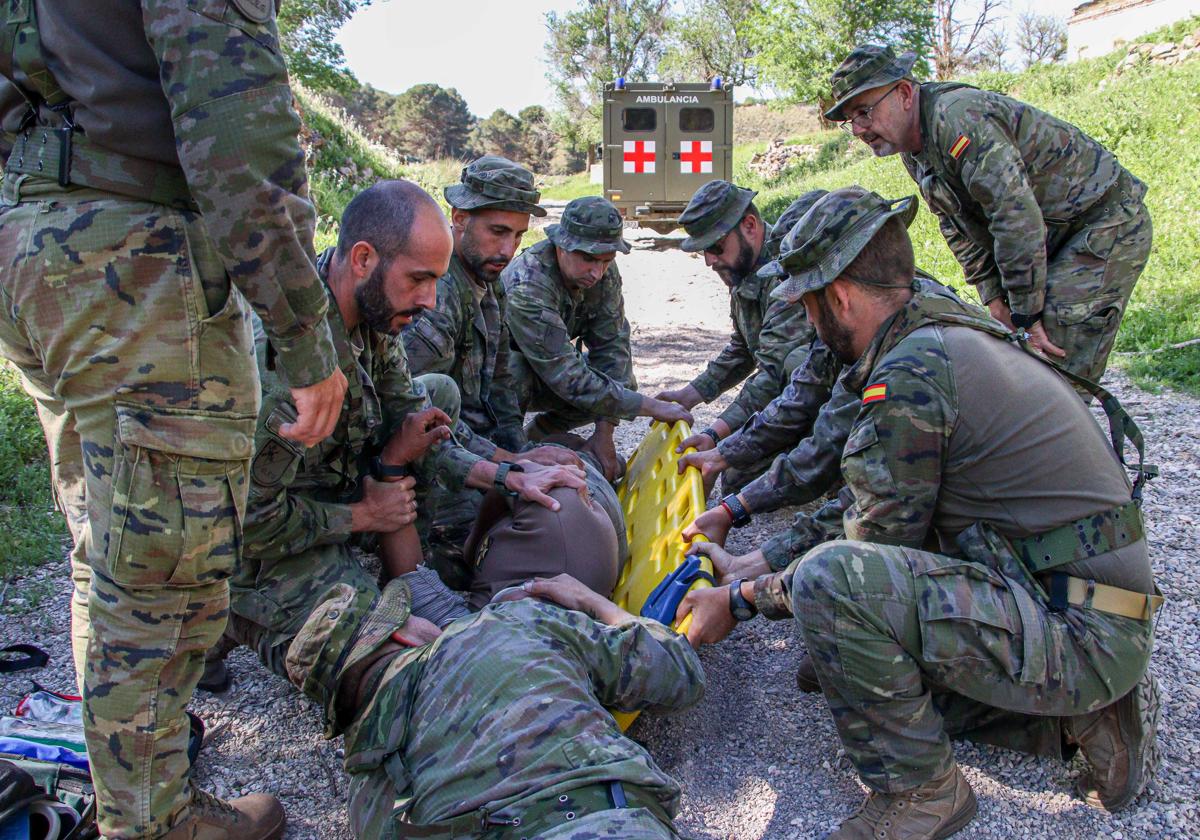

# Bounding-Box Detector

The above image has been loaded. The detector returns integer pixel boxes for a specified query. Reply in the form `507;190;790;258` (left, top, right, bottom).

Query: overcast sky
337;0;1090;117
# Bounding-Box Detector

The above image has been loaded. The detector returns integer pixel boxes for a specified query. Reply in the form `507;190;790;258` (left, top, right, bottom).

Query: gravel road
2;229;1197;838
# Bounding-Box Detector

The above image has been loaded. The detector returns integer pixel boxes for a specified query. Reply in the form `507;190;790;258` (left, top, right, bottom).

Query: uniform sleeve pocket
251;403;304;487
187;0;279;51
105;403;256;588
841;419;897;502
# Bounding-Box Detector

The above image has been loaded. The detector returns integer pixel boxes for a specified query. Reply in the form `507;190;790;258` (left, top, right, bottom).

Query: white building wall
1069;0;1200;59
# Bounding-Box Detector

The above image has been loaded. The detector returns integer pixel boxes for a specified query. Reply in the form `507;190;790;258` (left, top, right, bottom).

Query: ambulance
602;80;734;233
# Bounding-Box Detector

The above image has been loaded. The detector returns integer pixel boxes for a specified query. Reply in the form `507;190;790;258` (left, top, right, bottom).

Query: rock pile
748;139;821;180
1112;28;1200;76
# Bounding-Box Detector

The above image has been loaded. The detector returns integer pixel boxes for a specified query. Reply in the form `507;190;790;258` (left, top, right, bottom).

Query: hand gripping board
610;420;712;730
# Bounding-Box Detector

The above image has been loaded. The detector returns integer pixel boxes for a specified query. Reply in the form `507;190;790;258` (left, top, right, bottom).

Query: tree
545;0;672;161
278;0;369;93
747;0;932;114
1015;12;1067;67
517;106;557;173
472;109;526;162
930;0;1004;79
658;0;763;87
974;26;1010;72
387;84;475;160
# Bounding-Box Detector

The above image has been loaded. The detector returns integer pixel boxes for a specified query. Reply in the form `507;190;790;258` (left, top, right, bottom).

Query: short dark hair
336;180;440;264
743;201;762;222
841;215;914;300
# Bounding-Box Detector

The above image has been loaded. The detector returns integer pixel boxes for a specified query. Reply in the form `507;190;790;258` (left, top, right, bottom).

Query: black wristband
371;456;409;482
720;493;751;528
729;578;758;621
1009;310;1043;329
700;426;722;444
494;461;525;496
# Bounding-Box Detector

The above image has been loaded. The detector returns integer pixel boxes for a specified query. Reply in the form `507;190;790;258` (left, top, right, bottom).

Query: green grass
0;366;68;581
540;172;601;201
735;20;1200;394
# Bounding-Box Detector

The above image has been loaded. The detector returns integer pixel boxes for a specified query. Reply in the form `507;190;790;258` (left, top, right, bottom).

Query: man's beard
813;292;858;364
459;230;509;283
355;261;418;336
716;229;757;286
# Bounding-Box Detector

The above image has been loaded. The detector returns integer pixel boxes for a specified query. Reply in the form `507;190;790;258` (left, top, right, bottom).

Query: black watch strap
372;456;409;481
494;461;525;496
720;493;751;528
729;578;757;621
700;426;722;444
1009;310;1043;329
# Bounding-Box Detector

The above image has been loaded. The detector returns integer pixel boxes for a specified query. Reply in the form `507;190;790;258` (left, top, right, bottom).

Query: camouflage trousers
1042;183;1152;384
791;539;1153;793
508;348;637;439
0;177;260;838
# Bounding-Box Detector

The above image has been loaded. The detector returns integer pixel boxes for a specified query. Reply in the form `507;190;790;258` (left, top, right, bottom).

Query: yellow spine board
610;420;712;731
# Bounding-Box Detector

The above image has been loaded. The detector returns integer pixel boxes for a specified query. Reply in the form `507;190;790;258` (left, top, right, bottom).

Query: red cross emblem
623;140;656;174
679;140;713;174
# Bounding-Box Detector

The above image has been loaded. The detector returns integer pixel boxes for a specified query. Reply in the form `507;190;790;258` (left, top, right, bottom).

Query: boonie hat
758;189;830;279
678;180;758;253
545;196;631;255
825;44;918;122
769;187;919;303
444;155;546;217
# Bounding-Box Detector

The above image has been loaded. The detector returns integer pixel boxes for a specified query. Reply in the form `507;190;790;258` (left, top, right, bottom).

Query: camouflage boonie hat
286;579;412;736
769;186;919;303
825;44;917;122
444;155;547;217
758;189;830;278
545;196;631;254
678;180;758;253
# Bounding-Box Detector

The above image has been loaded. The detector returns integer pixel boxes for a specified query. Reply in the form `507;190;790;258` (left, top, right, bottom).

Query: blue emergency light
615;77;626;90
711;77;723;90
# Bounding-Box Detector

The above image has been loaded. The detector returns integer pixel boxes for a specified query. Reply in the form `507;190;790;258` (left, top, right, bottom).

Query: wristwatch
493;461;525;496
700;426;722;444
720;493;751;528
1009;310;1043;330
728;578;758;622
371;456;409;482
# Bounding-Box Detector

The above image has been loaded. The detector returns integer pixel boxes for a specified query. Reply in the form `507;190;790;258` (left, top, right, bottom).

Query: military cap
758;189;831;278
825;44;918;122
677;180;758;253
444;155;547;217
286;578;412;737
545;196;631;254
769;187;919;303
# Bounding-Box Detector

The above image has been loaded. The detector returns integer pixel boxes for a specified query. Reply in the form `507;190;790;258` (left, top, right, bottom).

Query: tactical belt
6;126;199;211
1040;572;1164;621
393;781;670;839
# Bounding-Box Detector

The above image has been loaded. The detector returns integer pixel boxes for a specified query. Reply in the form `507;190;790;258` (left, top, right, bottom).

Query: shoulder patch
230;0;274;23
862;383;888;404
948;134;971;159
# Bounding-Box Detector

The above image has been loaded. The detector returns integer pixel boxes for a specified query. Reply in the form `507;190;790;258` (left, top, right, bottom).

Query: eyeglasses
703;232;731;256
838;84;899;133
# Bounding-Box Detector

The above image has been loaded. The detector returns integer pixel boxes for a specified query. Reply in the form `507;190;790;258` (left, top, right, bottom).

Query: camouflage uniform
828;45;1153;383
749;189;1159;795
231;247;482;672
403;157;542;453
0;3;338;837
677;183;814;477
503;197;641;436
284;581;704;839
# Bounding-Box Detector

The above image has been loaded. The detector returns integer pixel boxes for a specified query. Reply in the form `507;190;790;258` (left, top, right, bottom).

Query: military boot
198;630;241;694
796;654;820;694
1069;669;1161;811
829;766;976;839
162;789;286;840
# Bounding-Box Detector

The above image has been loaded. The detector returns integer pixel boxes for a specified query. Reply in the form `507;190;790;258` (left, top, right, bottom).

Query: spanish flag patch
863;383;888;404
948;134;971;159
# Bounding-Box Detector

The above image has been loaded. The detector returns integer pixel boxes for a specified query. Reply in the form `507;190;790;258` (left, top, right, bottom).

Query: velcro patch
949;134;971;159
231;0;273;24
862;383;888;404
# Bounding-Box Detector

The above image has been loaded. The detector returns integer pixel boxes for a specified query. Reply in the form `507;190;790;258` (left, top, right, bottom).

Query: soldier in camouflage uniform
678;188;1162;839
503;196;692;480
826;44;1152;384
285;571;704;839
655;181;814;493
0;3;353;837
401;157;585;586
215;181;589;678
